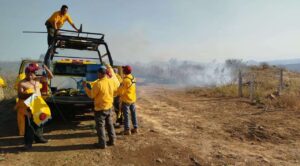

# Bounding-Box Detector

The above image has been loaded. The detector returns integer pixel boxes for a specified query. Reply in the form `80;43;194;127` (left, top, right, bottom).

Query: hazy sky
1;0;300;63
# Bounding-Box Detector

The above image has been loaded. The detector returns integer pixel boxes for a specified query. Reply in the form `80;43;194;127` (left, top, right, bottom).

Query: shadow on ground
0;98;96;153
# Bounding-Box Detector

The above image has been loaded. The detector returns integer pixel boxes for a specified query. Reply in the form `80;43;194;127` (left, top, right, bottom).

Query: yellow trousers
17;108;25;136
15;99;27;136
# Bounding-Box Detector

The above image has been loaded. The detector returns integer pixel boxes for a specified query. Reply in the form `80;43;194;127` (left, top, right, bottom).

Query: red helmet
122;65;132;74
25;63;40;73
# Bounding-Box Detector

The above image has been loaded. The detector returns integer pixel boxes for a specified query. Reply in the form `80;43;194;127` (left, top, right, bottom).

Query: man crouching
83;65;118;149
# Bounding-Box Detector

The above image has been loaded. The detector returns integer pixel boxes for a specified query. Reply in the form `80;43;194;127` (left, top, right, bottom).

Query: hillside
0;61;19;75
283;63;300;72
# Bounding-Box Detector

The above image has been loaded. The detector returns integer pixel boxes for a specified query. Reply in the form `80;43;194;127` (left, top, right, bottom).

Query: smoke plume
131;59;245;87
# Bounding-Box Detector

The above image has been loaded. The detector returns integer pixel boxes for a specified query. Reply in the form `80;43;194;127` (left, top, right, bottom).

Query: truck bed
45;95;93;105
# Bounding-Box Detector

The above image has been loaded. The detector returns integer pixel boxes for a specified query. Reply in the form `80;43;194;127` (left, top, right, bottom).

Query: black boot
35;137;48;143
34;125;47;143
22;144;32;151
107;140;115;146
94;143;106;149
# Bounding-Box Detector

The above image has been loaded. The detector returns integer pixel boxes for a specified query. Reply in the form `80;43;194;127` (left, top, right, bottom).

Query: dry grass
187;84;237;97
273;93;300;109
0;74;17;100
187;65;300;110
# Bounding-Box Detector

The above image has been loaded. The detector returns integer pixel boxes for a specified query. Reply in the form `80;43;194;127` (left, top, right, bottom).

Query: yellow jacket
47;11;73;29
116;74;123;84
114;73;123;97
0;76;6;88
85;76;118;111
118;74;136;104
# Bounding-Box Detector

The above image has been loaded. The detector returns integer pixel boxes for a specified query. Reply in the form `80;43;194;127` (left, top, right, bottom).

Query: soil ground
0;84;299;166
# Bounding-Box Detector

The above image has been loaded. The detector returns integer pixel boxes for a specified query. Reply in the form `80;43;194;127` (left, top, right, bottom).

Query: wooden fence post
278;69;283;95
238;70;243;97
249;75;254;102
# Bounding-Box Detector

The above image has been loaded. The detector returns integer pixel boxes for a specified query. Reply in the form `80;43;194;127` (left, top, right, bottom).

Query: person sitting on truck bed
45;5;79;46
17;64;49;150
83;65;119;149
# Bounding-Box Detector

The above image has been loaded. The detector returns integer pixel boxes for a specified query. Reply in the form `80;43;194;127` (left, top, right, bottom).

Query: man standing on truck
117;65;138;135
83;65;119;149
17;64;49;150
45;5;79;46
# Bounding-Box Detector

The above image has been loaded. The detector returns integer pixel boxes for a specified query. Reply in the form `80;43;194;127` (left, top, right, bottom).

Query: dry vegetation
187;64;300;110
0;62;19;101
0;73;17;101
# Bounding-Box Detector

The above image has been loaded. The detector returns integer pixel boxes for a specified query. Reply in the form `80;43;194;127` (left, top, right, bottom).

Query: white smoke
182;62;234;86
131;59;244;87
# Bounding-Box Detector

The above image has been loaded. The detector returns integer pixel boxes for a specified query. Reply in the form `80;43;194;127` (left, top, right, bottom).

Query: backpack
123;76;136;88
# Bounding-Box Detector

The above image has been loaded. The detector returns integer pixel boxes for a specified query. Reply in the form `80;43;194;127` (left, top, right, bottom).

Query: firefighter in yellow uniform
15;64;53;136
45;5;78;46
117;65;138;135
18;64;49;150
0;76;6;102
83;65;119;149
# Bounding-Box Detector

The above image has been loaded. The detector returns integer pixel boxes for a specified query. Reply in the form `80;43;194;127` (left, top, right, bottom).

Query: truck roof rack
44;28;114;67
53;29;106;50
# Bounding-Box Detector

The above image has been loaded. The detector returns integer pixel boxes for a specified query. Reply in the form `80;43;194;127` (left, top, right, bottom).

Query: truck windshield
49;48;100;92
53;63;86;77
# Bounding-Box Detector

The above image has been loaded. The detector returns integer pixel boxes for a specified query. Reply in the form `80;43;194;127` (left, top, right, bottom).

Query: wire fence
238;68;285;102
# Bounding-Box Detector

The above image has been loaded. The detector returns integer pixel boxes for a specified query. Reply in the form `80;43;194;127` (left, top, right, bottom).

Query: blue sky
1;0;300;63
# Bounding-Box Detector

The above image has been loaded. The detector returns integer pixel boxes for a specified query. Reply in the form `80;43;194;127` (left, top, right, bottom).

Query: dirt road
0;85;299;166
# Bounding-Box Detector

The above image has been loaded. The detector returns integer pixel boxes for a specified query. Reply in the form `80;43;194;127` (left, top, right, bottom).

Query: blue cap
97;65;107;74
